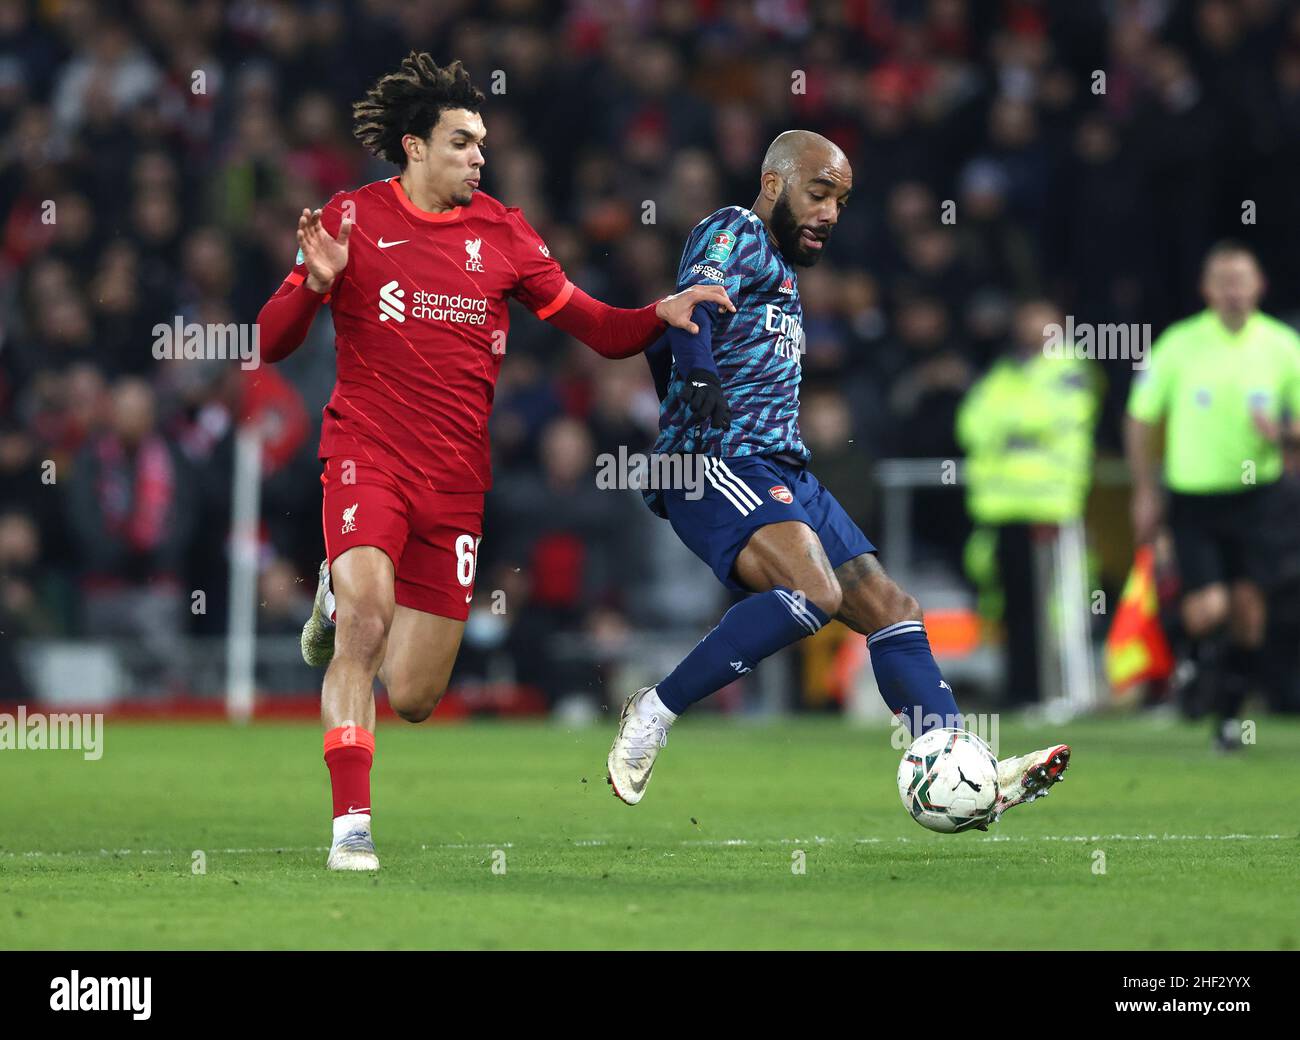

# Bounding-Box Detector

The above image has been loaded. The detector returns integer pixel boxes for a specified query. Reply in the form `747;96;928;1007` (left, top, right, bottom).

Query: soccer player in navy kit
606;131;1071;823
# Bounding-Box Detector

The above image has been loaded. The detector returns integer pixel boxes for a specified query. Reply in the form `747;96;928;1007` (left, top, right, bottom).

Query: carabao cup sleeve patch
704;230;736;263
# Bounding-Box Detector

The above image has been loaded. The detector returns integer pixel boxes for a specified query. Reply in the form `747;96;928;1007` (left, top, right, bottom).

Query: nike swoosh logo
347;806;370;814
377;238;409;249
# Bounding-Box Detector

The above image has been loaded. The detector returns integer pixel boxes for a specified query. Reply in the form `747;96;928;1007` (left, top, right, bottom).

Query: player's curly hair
352;52;485;168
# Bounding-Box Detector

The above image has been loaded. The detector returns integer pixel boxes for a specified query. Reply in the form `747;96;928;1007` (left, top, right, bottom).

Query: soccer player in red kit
255;53;732;870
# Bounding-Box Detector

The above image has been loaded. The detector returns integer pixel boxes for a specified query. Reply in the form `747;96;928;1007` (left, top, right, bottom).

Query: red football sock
323;725;375;819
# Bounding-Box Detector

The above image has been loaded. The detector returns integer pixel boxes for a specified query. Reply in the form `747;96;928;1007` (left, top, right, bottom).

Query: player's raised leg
301;558;336;667
322;545;394;871
607;520;839;804
833;552;1070;819
833;552;962;734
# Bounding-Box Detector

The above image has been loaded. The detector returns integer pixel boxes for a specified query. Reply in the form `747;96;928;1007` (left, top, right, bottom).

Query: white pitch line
973;833;1290;843
1;833;1289;859
1;846;329;858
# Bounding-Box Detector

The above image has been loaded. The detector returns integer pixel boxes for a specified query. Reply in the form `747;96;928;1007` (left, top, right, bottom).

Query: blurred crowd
3;0;1300;702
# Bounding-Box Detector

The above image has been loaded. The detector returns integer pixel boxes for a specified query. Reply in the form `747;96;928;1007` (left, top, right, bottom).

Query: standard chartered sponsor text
412;291;489;325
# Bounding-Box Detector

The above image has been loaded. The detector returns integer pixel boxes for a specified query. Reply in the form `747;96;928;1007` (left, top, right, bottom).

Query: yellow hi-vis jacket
955;352;1100;525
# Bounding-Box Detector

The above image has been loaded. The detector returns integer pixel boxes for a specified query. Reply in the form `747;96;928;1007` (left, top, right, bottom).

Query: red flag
1104;545;1175;693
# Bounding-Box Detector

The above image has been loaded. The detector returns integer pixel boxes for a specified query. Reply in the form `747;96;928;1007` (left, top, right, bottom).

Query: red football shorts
320;456;484;621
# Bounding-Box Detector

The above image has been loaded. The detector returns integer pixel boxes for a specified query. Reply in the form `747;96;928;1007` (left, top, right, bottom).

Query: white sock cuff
866;620;926;647
774;587;823;635
637;686;677;724
332;812;371;843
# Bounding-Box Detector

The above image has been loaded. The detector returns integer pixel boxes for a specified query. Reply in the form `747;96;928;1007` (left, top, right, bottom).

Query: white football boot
987;743;1071;824
300;559;336;667
326;818;379;871
606;687;673;805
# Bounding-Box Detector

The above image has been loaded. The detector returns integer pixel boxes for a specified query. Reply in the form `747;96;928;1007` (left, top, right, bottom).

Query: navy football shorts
660;454;876;592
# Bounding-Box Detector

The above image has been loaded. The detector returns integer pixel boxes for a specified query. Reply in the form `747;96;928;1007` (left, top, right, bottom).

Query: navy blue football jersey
652;206;808;462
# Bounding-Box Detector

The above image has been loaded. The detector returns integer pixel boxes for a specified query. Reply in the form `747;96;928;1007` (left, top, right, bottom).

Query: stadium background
3;0;1300;718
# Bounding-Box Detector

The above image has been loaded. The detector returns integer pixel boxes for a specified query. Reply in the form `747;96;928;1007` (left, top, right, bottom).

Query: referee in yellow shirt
1126;241;1300;748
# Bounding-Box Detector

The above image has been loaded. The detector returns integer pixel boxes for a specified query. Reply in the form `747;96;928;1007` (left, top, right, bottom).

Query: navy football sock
867;621;961;735
657;587;829;715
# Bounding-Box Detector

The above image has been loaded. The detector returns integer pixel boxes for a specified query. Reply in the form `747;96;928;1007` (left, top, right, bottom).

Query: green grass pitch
1;714;1297;949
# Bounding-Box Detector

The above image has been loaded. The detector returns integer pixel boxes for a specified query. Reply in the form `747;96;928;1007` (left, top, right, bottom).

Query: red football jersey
282;177;572;492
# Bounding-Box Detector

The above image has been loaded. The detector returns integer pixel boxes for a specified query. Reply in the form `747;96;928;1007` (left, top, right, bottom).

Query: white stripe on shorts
714;460;764;510
707;460;764;514
704;458;756;516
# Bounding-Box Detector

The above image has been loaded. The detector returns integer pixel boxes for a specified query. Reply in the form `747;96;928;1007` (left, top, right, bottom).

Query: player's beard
771;188;828;267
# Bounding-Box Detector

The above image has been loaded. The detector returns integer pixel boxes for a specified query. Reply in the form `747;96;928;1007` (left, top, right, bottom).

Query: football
897;728;999;833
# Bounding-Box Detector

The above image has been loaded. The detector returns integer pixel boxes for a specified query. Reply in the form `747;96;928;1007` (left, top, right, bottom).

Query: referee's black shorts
1167;481;1281;594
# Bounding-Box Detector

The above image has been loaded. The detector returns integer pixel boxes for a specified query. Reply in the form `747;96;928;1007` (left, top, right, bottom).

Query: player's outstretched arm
655;285;735;334
543;284;734;360
256;208;353;363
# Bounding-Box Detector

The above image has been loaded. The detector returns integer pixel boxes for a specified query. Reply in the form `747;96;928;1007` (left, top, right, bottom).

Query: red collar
388;177;465;222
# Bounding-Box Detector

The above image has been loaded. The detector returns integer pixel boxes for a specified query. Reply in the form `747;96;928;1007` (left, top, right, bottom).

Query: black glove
682;368;731;432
